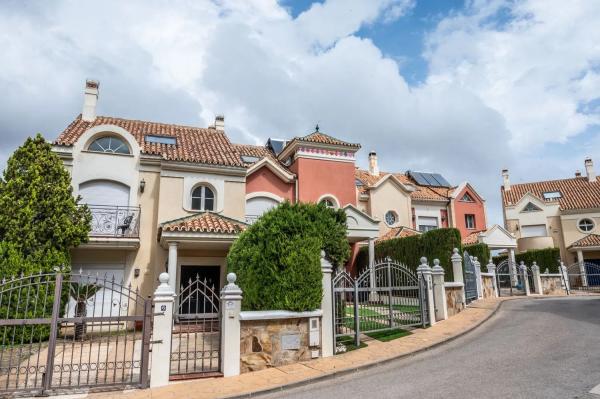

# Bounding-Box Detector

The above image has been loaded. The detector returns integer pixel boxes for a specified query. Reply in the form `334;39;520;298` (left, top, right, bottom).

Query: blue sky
0;0;599;224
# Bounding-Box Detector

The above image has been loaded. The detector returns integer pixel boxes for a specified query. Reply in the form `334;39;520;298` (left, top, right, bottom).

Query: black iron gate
0;270;151;396
463;251;478;303
332;258;427;351
170;276;221;380
566;262;600;292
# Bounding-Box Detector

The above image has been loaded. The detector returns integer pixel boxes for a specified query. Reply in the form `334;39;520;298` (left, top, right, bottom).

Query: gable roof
55;115;245;167
462;231;483;245
355;168;451;202
295;131;361;148
568;234;600;249
376;226;421;243
502;176;600;211
159;212;247;237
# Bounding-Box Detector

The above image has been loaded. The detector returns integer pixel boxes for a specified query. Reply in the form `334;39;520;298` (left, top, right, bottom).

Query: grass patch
365;328;412;342
391;304;419;312
335;335;367;354
345;305;382;317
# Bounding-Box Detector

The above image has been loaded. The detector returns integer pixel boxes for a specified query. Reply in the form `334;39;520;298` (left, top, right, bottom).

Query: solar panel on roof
267;139;287;155
432;173;451;187
409;171;429;186
408;171;452;187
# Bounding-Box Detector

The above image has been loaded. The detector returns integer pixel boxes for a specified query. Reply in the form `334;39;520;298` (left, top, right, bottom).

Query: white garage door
246;196;279;217
79;180;130;206
68;265;127;318
521;224;547;238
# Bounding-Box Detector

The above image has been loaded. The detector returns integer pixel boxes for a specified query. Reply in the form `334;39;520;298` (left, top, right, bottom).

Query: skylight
542;191;561;201
241;155;260;163
145;135;177;145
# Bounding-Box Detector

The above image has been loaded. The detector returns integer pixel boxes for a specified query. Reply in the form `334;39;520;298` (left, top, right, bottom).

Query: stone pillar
431;259;448;321
486;260;498;297
577;250;588;286
509;248;517;286
531;261;542;295
167;242;178;291
473;257;483;299
520;262;530;296
220;273;242;377
560;261;570;293
368;238;378;301
417;257;436;326
320;252;334;358
150;273;175;388
450;248;466;308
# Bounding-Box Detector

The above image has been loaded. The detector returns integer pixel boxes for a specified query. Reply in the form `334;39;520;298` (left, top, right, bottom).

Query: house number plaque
281;334;301;350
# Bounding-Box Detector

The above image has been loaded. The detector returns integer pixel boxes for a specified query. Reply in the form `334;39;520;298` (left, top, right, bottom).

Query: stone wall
240;317;314;373
540;274;566;296
445;284;465;317
481;274;495;299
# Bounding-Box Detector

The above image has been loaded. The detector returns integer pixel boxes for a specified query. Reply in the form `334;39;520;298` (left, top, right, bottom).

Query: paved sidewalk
85;297;507;399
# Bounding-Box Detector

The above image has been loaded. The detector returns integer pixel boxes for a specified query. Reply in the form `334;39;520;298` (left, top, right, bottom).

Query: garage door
79;180;130;206
246;196;279;218
68;265;126;318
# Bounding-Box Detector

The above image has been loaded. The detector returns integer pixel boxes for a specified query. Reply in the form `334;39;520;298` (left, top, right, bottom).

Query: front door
179;265;220;317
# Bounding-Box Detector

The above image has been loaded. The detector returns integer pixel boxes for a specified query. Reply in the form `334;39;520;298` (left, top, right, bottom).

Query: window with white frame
88;136;131;154
191;185;215;211
522;202;542;212
465;214;476;229
418;216;438;232
319;197;337;209
461;193;474;202
385;211;397;226
542;191;561;201
578;218;595;232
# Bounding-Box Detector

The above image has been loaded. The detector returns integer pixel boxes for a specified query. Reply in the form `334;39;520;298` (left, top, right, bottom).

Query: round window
578;218;595;232
385;211;397;226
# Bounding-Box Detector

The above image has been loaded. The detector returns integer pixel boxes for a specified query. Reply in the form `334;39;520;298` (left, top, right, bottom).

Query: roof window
542;191;561;201
145;135;177;145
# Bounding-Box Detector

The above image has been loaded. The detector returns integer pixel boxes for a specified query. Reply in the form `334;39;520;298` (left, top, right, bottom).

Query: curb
222;298;509;399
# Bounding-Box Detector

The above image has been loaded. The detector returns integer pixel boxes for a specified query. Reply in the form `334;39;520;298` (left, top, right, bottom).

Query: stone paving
84;297;507;399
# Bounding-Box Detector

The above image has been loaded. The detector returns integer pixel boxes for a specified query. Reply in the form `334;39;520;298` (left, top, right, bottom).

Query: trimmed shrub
493;247;561;273
227;202;349;311
356;228;462;281
463;243;490;266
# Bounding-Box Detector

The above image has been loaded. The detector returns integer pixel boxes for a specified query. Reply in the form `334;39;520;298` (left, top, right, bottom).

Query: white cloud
0;0;598;224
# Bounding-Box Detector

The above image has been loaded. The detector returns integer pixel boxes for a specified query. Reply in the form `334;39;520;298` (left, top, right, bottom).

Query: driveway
260;296;600;399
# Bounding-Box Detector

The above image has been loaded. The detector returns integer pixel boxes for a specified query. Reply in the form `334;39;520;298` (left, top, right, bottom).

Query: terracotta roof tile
568;234;600;248
502;177;600;211
296;132;361;148
160;212;247;235
462;231;484;245
55;115;245;167
376;226;421;243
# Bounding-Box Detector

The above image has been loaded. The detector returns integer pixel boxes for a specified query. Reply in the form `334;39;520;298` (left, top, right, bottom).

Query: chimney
368;151;379;177
82;79;99;122
214;115;225;131
502;169;510;191
585;158;596;182
575;170;582;177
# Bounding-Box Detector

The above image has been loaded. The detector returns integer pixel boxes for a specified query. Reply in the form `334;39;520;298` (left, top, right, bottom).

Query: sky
1;0;599;225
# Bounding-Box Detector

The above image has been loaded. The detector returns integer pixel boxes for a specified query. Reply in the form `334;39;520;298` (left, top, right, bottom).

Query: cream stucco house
501;160;600;266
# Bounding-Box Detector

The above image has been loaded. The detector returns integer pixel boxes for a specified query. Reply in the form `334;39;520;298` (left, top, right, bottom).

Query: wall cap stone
444;282;464;288
240;309;323;321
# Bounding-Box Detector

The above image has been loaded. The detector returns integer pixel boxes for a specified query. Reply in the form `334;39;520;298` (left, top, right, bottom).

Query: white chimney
502;169;510;191
575;170;582;177
368;151;379;177
215;115;225;131
585;158;596;182
82;79;99;122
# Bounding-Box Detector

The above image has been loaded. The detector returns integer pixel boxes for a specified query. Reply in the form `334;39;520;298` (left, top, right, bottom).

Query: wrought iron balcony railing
87;205;141;238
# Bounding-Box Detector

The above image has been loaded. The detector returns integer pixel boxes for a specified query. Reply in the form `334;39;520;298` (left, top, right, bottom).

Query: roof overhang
451;181;485;202
371;174;415;193
159;231;239;249
478;224;517;249
79;237;140;250
278;140;359;162
568;245;600;252
247;157;295;183
344;204;380;242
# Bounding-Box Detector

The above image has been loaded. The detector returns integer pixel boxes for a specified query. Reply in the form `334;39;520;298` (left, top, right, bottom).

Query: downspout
294;176;299;204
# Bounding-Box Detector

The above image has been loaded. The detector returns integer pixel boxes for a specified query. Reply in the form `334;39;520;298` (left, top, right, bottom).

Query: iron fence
566;262;600;292
0;270;151;396
170;276;221;380
87;205;141;238
333;258;427;351
463;252;478;303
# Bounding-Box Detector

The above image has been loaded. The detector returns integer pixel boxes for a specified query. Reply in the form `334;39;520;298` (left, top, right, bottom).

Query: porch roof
159;212;247;239
568;234;600;250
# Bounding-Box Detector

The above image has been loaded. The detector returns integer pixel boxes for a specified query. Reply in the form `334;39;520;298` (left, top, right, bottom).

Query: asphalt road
260;296;600;399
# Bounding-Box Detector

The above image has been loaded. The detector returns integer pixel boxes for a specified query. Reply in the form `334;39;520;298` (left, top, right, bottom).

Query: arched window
319;198;336;209
88;136;131;154
191;185;215;211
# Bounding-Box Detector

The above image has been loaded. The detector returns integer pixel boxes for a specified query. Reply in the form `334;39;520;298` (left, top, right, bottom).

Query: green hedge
356;228;462;281
493;247;561;273
227;202;349;312
463;243;490;266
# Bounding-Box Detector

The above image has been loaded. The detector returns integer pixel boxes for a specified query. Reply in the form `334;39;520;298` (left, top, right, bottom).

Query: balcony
84;205;141;249
517;236;555;252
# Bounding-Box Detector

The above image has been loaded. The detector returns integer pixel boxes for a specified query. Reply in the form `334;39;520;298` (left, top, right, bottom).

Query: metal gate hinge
150;339;163;344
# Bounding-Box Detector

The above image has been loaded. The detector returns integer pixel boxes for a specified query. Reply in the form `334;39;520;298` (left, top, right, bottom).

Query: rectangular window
418;216;438;232
465;214;476;229
521;224;547;238
145;135;177;145
542;191;561;201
